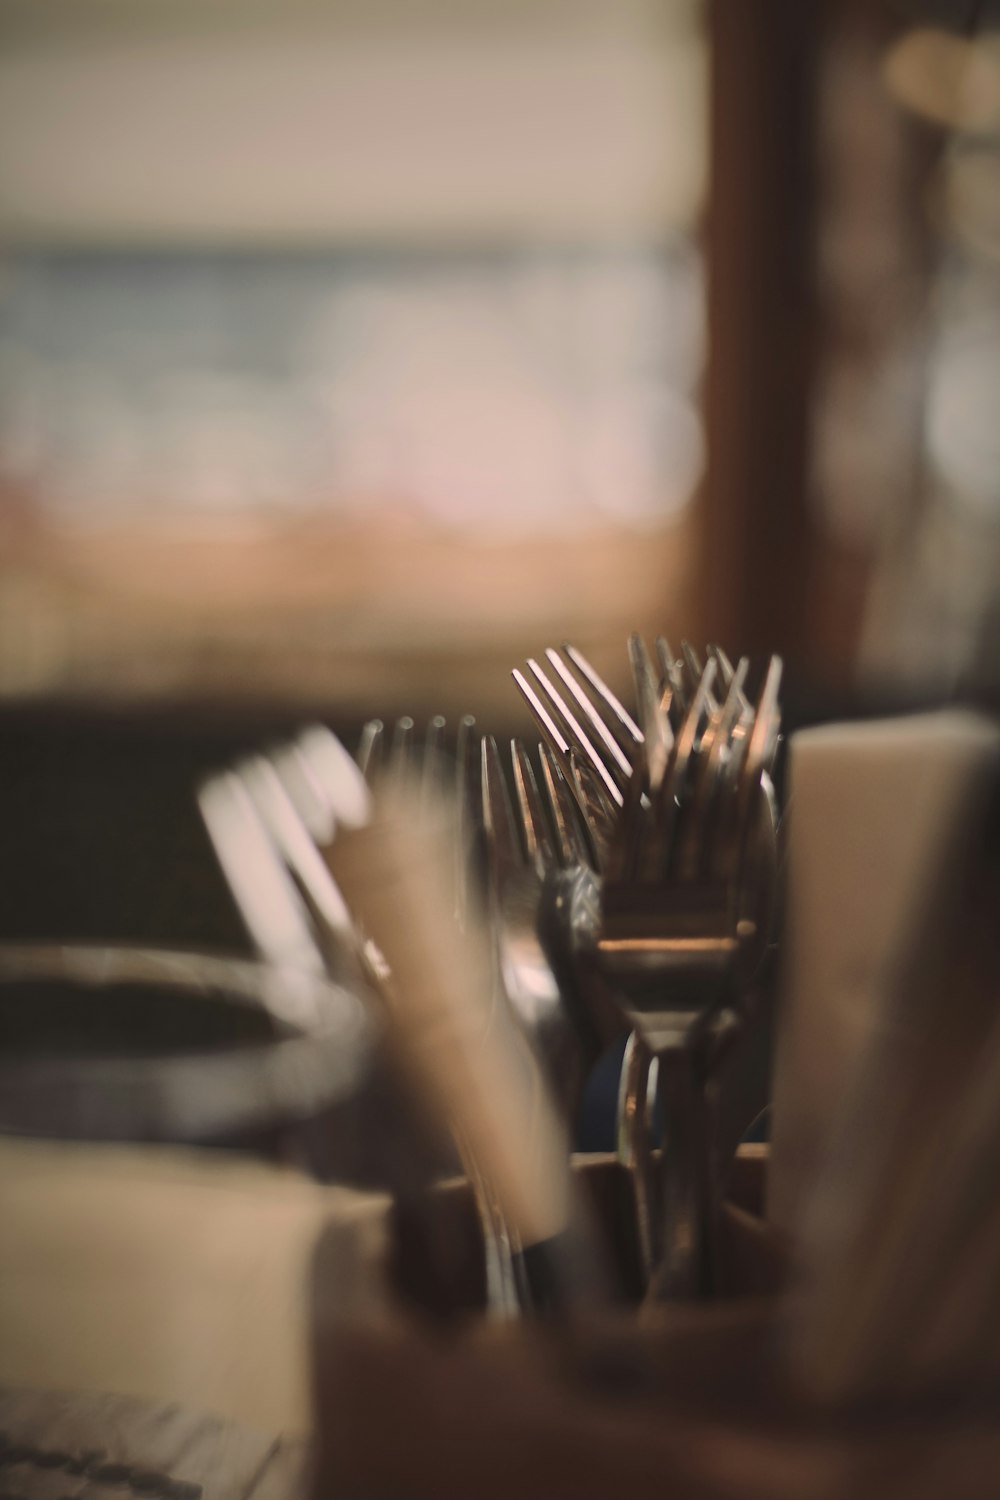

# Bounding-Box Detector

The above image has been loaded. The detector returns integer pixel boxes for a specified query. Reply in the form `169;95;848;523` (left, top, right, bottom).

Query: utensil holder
308;1149;1000;1499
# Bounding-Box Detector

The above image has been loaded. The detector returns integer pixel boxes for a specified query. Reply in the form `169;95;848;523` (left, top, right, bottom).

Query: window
0;0;708;711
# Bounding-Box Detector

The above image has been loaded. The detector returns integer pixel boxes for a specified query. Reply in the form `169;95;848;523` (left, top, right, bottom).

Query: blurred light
926;314;1000;516
884;28;1000;133
0;2;709;698
0;10;704;244
0;251;703;536
580;384;703;529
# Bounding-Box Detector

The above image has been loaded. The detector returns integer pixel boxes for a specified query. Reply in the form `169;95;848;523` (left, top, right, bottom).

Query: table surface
0;1387;308;1500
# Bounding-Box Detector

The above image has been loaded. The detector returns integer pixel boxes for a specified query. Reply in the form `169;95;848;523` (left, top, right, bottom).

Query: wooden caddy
308;1148;1000;1500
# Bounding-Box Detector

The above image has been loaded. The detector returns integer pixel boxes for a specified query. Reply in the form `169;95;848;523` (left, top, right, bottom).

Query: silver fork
480;733;614;1306
603;655;780;1298
357;714;482;925
481;735;597;1124
519;638;781;1297
356;713;534;1319
513;637;687;1278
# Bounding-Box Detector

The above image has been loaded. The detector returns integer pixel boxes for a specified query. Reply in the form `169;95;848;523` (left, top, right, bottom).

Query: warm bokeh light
0;0;707;705
883;27;1000;133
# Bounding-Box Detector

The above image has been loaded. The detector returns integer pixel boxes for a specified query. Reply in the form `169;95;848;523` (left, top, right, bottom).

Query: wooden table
0;1388;308;1500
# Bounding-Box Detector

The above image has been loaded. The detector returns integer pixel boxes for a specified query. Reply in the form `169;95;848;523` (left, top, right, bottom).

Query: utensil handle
646;1046;717;1302
616;1033;658;1288
328;791;573;1251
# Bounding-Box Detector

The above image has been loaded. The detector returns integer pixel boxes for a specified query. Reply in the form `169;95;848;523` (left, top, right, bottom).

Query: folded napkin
768;709;1000;1236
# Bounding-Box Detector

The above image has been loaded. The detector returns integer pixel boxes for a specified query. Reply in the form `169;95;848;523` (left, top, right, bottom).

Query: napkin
767;709;1000;1236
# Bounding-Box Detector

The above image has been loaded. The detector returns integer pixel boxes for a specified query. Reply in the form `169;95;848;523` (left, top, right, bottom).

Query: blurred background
0;0;999;941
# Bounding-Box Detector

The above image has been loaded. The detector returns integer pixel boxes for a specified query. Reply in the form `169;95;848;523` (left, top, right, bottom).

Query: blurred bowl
0;944;374;1150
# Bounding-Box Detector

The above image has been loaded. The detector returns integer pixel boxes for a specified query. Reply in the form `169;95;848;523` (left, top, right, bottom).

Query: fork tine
758;656;784;770
455;714;481;839
709;644;752;720
680;641;718;714
272;740;334;844
454;714;480;928
628;632;673;793
675;657;749;881
656;639;689;714
526;657;624;810
680;639;702;682
545;647;633;786
605;736;647;884
356;719;384;781
563;643;642;748
708;642;733;690
390;715;415;776
198;770;323;976
700;657;750;786
298;724;373;831
644;656;717;878
713;655;782;884
424;712;446;758
701;658;754;878
456;713;478;799
537;742;594;870
513;666;571;767
481;734;524;878
670;656;718;796
653;636;685;726
568;749;618;864
420;713;448;810
242;753;355;941
511;740;555;876
736;655;783;828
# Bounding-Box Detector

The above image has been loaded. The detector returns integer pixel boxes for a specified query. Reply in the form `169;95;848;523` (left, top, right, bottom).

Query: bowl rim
0;941;376;1144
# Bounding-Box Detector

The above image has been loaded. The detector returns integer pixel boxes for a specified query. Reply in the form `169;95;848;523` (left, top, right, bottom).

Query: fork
357;714;483;925
480;735;600;1125
358;718;613;1312
480;733;615;1305
607;653;780;1298
356;713;539;1318
518;637;781;1297
512;637;690;1275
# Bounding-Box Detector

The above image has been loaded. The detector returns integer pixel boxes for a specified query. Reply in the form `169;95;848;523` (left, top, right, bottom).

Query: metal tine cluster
481;735;596;884
213;725;373;969
512;648;637;868
357;713;477;804
356;713;483;929
514;637;782;890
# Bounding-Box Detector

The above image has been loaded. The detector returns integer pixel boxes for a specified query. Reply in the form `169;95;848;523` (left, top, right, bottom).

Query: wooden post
703;0;822;667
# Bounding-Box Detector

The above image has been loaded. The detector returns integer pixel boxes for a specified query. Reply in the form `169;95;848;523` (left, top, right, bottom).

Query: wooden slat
703;0;821;665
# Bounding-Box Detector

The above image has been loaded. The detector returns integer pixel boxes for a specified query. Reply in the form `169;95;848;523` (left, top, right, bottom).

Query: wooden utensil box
308;1149;1000;1499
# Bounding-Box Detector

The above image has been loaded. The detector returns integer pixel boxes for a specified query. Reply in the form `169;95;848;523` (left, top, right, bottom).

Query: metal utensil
597;653;782;1299
327;773;602;1316
359;715;541;1317
517;637;782;1298
480;735;597;1126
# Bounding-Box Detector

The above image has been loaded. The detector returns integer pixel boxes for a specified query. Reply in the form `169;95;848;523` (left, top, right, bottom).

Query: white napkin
767;708;1000;1235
